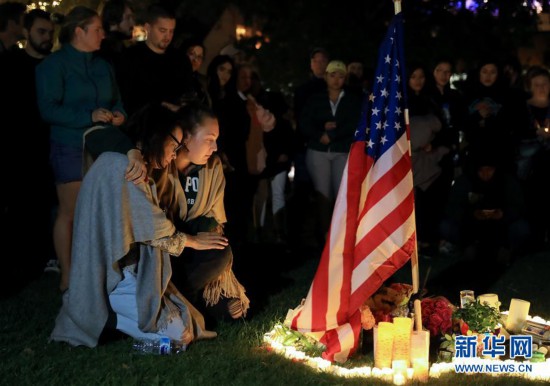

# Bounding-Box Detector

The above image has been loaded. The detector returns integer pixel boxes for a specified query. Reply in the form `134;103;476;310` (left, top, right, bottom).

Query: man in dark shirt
118;4;193;117
99;0;135;70
0;1;25;55
289;47;329;249
293;47;330;126
1;9;56;294
8;9;54;171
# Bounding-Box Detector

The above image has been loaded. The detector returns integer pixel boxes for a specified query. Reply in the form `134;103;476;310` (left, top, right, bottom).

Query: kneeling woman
50;104;218;347
166;103;250;322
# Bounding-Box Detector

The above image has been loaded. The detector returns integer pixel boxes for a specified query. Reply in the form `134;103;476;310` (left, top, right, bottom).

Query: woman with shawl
50;104;220;347
164;103;250;323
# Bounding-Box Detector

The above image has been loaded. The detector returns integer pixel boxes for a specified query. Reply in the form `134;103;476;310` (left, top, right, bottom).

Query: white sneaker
44;259;60;273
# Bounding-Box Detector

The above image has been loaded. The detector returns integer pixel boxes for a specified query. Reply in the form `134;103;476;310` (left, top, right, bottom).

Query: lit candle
412;358;429;382
392;317;412;366
506;298;530;332
478;293;500;311
374;322;394;369
393;372;406;385
410;330;430;382
392;359;408;385
409;297;429;380
392;359;407;372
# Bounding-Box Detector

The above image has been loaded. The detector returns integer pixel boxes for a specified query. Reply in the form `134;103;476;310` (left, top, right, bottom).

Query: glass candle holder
460;290;475;308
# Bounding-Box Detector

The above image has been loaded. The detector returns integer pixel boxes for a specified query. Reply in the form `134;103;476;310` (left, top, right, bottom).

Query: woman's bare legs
54;181;81;292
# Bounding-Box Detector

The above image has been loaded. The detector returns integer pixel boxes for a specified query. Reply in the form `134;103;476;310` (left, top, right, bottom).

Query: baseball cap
326;60;347;75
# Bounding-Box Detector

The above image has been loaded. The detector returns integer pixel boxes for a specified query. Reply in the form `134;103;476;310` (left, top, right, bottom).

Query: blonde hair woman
36;6;133;291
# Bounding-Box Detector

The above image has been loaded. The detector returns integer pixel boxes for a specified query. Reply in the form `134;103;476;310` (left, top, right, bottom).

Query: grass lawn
1;245;549;385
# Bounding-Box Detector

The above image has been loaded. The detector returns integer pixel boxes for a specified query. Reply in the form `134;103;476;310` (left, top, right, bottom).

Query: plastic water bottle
132;336;187;355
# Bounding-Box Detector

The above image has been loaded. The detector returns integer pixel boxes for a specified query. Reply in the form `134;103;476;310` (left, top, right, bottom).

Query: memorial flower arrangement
420;296;455;336
437;299;502;359
452;299;502;334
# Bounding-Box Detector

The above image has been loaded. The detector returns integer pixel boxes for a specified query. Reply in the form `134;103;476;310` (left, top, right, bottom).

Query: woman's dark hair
178;101;217;139
431;56;454;71
406;62;429;84
125;103;183;169
206;54;235;100
58;6;98;45
179;37;205;55
101;0;133;31
407;62;438;116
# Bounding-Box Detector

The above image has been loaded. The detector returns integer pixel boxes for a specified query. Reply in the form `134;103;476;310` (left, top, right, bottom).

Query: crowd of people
1;0;549;349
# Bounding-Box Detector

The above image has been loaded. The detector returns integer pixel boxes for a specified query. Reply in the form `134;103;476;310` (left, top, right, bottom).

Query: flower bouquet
268;322;325;357
421;296;455;337
451;299;502;356
420;296;456;361
453;300;502;335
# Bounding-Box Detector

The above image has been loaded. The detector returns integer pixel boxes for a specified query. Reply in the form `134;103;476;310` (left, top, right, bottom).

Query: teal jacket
36;44;125;147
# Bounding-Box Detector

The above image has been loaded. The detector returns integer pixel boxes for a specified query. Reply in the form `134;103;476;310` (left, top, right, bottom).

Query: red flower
420;296;455;336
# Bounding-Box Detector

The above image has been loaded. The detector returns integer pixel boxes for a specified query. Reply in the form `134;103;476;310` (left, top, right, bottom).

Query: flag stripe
354;190;415;276
355;171;414;257
351;232;416;311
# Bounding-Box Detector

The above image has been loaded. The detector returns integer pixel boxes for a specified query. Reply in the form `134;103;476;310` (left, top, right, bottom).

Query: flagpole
393;0;420;295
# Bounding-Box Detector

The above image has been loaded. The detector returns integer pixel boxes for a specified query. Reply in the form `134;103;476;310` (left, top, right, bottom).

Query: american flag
290;12;417;363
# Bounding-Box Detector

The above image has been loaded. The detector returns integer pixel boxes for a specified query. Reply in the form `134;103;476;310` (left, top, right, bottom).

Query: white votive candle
392;359;408;385
506;298;530;332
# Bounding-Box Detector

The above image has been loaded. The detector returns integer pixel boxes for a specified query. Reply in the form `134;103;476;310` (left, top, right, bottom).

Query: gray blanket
50;152;206;347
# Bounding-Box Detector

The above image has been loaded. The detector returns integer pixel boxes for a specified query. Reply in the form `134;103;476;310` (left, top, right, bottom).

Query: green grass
1;251;549;385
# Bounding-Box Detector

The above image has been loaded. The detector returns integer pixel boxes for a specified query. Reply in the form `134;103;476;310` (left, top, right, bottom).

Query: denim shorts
50;141;83;184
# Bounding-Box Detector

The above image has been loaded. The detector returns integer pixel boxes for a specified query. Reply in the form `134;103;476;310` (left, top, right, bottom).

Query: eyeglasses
169;133;183;153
